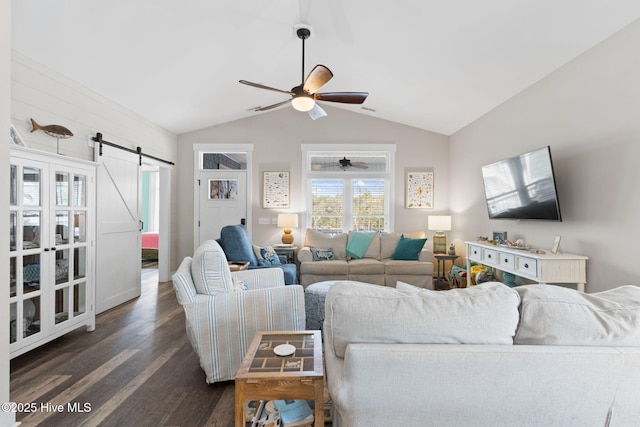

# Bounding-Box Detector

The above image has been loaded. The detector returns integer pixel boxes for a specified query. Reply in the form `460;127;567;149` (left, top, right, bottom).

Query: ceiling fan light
291;96;315;112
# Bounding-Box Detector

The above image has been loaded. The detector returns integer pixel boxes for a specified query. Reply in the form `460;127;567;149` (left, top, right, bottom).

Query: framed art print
406;171;434;208
208;179;238;200
492;231;507;243
10;124;26;147
263;171;290;208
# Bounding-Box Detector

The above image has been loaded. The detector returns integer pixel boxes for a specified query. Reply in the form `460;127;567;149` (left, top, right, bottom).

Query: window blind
352;179;385;231
310;179;343;231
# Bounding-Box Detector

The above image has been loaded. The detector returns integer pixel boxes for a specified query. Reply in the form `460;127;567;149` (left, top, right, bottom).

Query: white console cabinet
465;241;588;292
9;146;96;358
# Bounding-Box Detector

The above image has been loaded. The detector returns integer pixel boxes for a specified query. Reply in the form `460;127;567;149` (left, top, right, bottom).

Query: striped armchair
172;240;306;383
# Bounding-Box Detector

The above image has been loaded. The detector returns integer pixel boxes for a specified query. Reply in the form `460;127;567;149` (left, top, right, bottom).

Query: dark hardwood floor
10;266;236;427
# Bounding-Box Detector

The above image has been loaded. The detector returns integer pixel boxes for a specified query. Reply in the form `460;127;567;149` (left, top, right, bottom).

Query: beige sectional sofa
324;281;640;426
298;229;433;288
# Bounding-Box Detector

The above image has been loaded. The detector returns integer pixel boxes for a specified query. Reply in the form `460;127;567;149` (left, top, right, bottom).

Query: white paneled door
95;145;141;313
196;170;247;248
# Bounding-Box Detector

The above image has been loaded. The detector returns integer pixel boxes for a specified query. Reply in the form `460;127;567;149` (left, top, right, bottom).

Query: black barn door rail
92;132;175;166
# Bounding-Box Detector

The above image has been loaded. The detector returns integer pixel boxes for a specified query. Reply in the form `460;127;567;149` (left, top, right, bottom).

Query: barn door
95;144;141;313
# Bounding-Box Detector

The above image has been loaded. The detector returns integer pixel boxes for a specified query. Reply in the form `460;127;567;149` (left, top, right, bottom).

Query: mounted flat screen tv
481;146;562;221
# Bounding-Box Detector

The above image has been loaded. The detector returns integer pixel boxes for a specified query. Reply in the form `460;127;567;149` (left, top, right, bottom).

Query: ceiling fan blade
239;80;294;96
255;99;291;111
315;92;368;104
307;103;327;120
350;162;369;169
303;65;333;94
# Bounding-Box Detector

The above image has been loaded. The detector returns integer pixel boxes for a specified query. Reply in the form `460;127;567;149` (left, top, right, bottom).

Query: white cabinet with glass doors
9;146;96;358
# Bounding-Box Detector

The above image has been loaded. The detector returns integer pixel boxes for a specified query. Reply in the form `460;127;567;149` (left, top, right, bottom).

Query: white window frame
301;144;396;232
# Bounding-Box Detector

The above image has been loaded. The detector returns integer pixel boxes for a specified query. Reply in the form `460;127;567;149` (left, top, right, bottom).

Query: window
310;178;386;231
200;152;247;170
303;144;395;232
310;179;343;231
352;179;385;230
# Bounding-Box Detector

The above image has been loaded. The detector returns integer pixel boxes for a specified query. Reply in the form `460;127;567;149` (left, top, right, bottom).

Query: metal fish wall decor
30;118;74;139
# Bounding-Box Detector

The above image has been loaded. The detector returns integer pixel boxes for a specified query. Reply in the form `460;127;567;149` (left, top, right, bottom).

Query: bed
142;232;159;261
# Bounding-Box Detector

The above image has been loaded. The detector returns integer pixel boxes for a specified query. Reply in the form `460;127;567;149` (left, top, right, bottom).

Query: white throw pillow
515;284;640;346
191;240;233;295
325;281;521;358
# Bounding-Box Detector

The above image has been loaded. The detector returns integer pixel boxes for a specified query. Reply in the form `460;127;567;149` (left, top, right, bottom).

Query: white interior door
196;170;247;247
95;145;141;313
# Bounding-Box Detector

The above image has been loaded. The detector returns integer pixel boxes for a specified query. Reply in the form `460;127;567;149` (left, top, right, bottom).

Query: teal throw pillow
311;247;334;261
392;235;427;260
346;231;377;259
258;246;282;266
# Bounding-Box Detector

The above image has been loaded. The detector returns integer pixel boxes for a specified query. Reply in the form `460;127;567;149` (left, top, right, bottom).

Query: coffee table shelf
235;330;324;427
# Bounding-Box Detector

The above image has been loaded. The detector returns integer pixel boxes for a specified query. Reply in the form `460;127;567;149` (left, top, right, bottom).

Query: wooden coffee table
235;330;324;427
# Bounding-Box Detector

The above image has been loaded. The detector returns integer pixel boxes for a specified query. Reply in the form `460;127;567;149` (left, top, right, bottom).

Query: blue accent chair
217;224;298;285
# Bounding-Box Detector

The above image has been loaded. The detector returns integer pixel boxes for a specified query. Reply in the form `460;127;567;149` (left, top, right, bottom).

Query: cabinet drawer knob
487;254;492;259
503;258;509;263
524;263;529;268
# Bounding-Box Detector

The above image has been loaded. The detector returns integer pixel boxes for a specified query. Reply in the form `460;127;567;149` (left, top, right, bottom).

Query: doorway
141;165;159;286
193;144;253;249
142;160;172;283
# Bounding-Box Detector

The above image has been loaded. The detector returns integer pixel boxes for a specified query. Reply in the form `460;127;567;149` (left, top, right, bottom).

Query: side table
228;261;249;272
273;245;298;264
235;330;324;427
434;254;459;289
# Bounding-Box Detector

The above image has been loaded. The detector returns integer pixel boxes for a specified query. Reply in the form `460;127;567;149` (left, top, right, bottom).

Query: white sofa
324;281;640;426
172;240;306;384
298;229;434;288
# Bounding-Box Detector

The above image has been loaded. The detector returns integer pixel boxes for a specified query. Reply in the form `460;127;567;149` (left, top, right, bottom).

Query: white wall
11;52;177;163
1;2;15;426
177;105;450;259
450;19;640;293
10;52;180;271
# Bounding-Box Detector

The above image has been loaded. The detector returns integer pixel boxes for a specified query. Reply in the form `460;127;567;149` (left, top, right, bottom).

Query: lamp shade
428;215;451;232
277;213;299;229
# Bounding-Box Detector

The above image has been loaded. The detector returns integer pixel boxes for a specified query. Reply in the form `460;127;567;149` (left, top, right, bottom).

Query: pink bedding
142;232;159;249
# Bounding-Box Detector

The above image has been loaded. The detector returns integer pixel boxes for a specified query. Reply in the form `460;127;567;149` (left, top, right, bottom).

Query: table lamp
277;213;299;245
428;215;451;254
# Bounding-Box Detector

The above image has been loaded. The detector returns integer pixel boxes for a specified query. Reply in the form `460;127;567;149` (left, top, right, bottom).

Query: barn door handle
139;220;144;232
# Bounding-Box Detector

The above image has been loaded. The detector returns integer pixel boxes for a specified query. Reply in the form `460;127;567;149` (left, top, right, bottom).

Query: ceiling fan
239;26;369;120
338;157;368;169
313;157;369;170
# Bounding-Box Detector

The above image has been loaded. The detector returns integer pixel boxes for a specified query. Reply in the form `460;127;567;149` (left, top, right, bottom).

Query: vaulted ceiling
11;1;640;136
